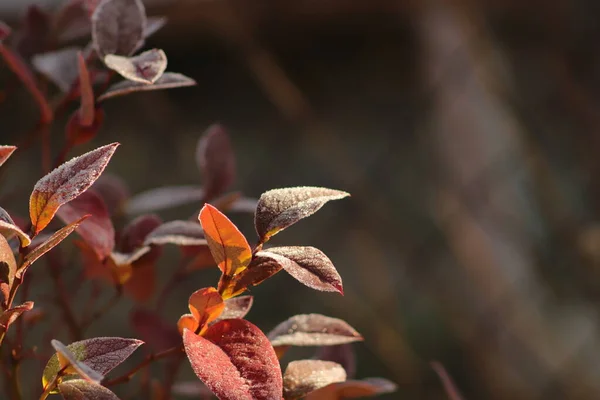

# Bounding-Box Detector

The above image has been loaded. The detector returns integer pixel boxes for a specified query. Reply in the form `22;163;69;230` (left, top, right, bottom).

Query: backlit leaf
268;314;362;347
144;220;206;247
51;339;104;383
0;206;31;246
0;301;33;332
198;204;251;277
91;0;146;58
215;295;253;322
125;185;204;215
283;360;346;400
57;191;115;260
183;319;282;399
130;309;180;351
18;216;88;279
97;72;196;102
43;337;144;389
29;143;119;234
104;49;167;84
255;187;349;242
224;254;282;298
187;287;224;331
59;379;120;400
0;145;16;167
305;378;397;399
77;52;95;126
196;124;235;201
0;235;16;306
255;246;343;294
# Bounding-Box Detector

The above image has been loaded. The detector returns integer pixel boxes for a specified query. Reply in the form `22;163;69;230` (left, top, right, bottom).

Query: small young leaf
215;295;253;322
51;339;104;383
29;143;119;234
43;337;144;389
283;360;346;400
255;187;349;242
268;314;362;347
104;49;167;84
18;216;88;279
57;191;115;260
306;378;397;399
314;344;356;379
125;185;204;215
130;309;181;351
255;246;343;294
198;204;252;277
0;145;16;167
77;52;95;126
91;0;146;58
97;72;196;102
0;301;33;332
0;206;31;246
187;287;224;331
196;124;235;201
0;235;17;306
144;220;206;247
183;319;282;400
58;379;120;400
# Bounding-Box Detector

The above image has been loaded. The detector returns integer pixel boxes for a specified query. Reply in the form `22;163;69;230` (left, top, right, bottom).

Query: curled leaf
125;185;204;215
283;360;346;400
255;246;343;294
255;187;349;242
0;235;16;306
29;143;119;234
0;301;33;332
51;339;104;383
104;48;167;84
196;124;235;201
97;72;196;102
268;314;362;347
0;145;16;167
58;379;120;400
0;206;31;246
144;220;206;247
91;0;146;58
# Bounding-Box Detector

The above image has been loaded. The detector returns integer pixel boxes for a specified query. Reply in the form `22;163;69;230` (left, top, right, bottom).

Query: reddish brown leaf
57;191;115;260
0;42;52;123
104;48;167;84
283;360;346;400
125;185;204;215
0;301;33;332
306;378;397;400
29;143;119;234
77;52;95;126
268;314;362;347
255;187;349;242
196;124;235;201
130;309;180;351
18;216;88;279
0;235;17;307
0;145;16;168
58;379;120;400
97;72;196;102
144;220;206;247
255;246;343;294
225;254;283;298
183;319;282;400
119;214;162;253
198;204;252;277
314;344;356;379
65;107;105;147
90;174;130;215
0;206;31;246
91;0;146;58
51;339;104;383
215;295;253;322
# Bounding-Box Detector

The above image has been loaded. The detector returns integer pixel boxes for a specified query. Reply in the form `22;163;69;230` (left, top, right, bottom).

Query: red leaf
97;72;196;102
58;379;120;400
255;246;343;294
130;309;181;351
254;187;349;242
0;145;16;168
0;235;17;307
29;143;119;234
198;204;251;278
268;314;362;347
196;124;235;201
183;319;283;400
283;360;346;400
0;301;33;332
0;206;31;247
125;185;204;215
57;191;115;260
119;214;162;253
65;107;105;147
91;0;146;58
77;52;95;126
104;48;167;84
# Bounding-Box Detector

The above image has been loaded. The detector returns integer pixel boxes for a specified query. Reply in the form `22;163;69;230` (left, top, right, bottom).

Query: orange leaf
188;287;224;332
198;204;251;277
177;314;197;335
0;146;16;168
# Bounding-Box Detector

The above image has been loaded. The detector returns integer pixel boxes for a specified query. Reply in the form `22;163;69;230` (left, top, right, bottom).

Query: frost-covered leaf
255;246;343;294
0;206;31;246
183;319;282;400
268;314;362;347
29;143;119;234
97;72;196;102
144;220;206;247
0;235;17;306
104;49;167;84
91;0;146;58
125;185;204;215
255;187;349;242
283;360;346;400
51;339;104;383
0;301;33;332
196;124;235;201
57;191;115;260
0;145;16;167
43;337;143;389
59;379;120;400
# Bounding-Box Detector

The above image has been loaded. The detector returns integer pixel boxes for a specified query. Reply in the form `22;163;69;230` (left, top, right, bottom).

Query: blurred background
4;0;600;399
